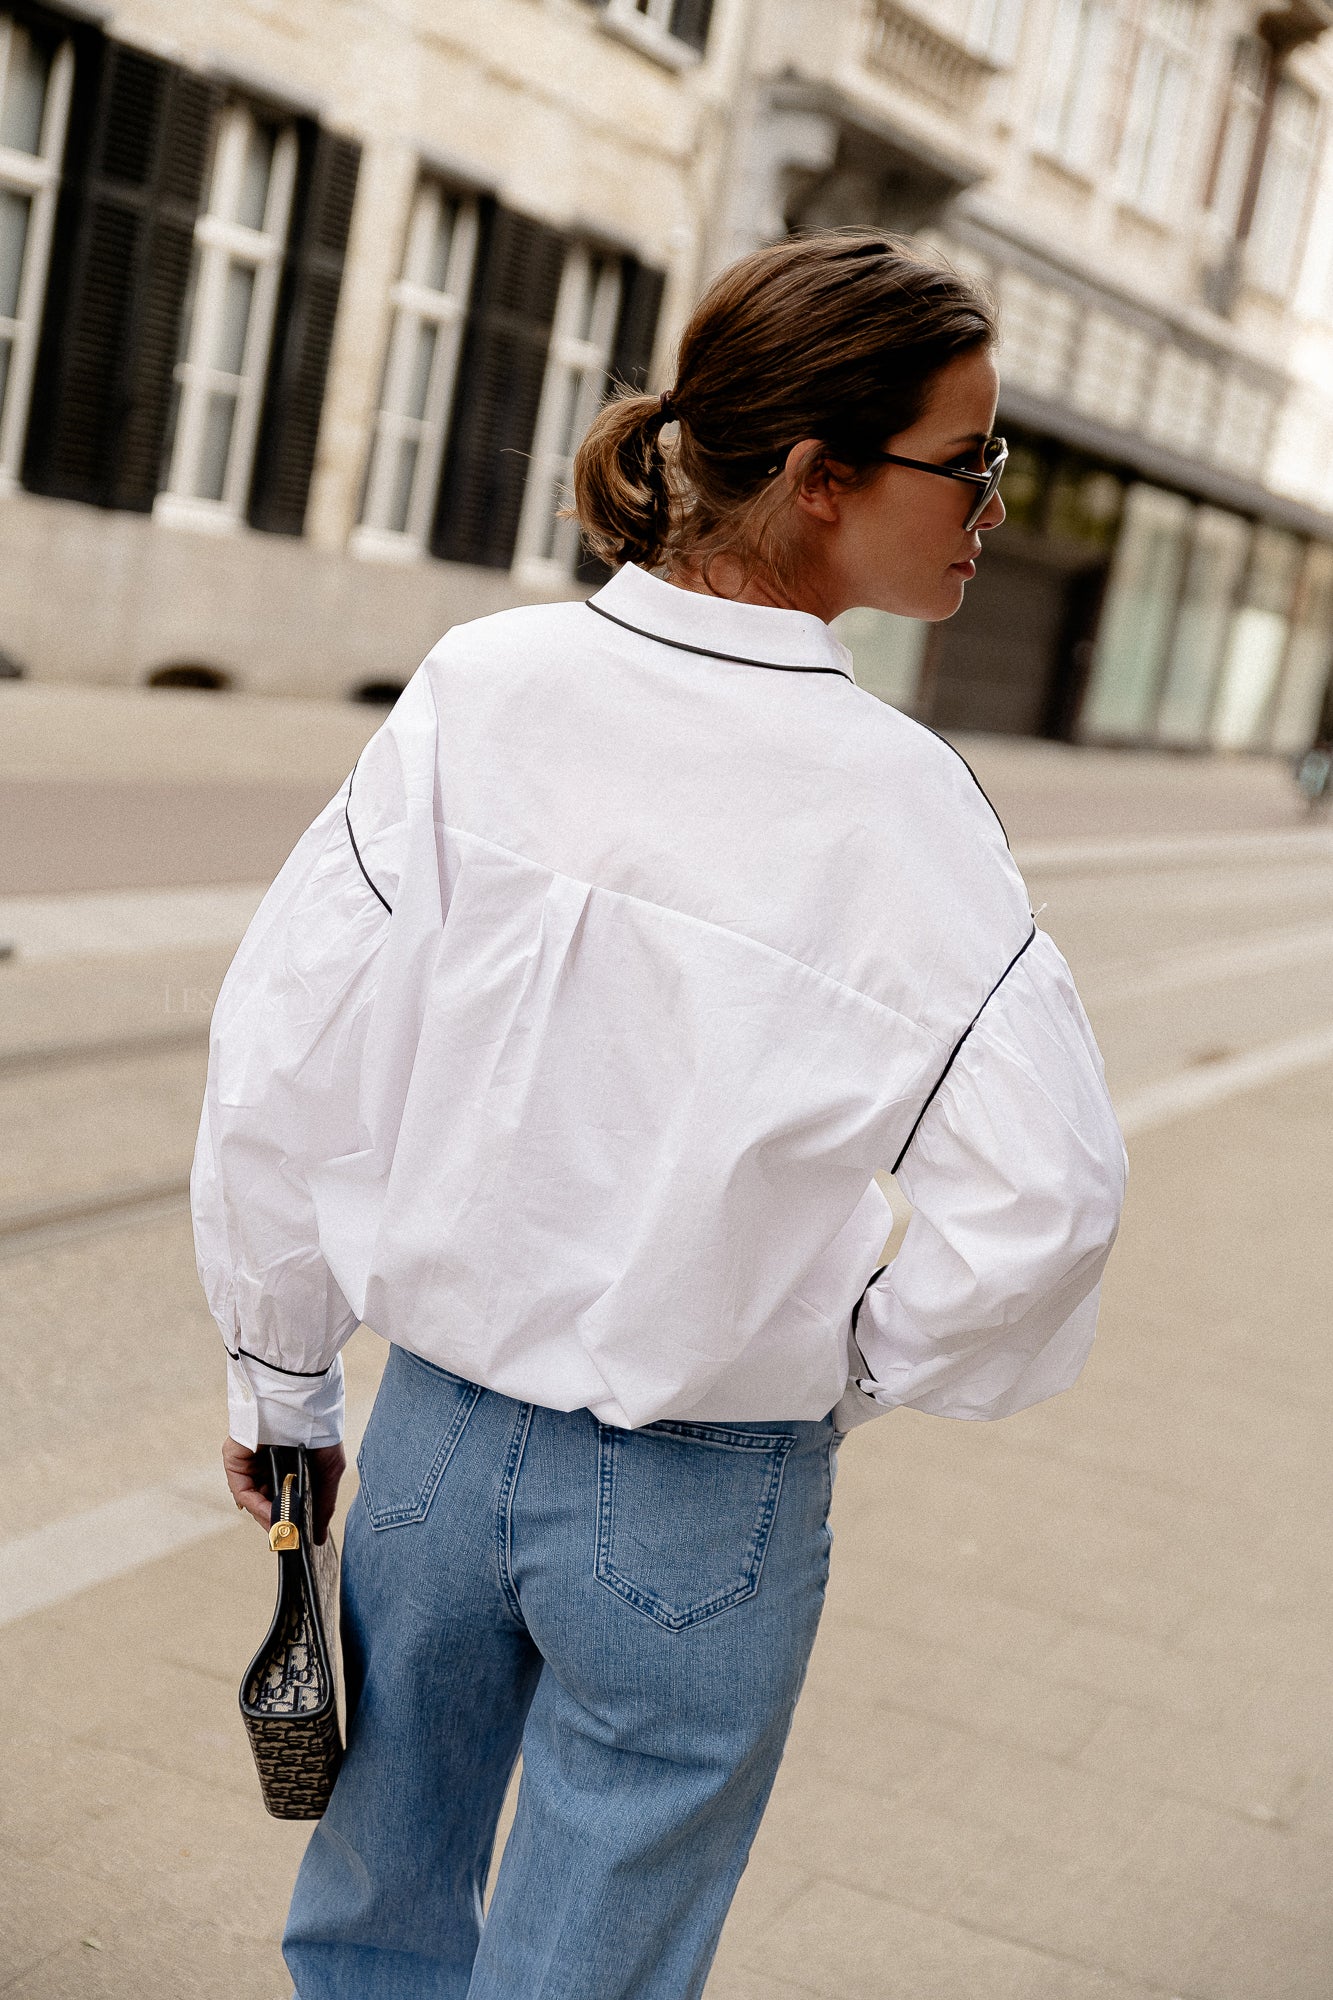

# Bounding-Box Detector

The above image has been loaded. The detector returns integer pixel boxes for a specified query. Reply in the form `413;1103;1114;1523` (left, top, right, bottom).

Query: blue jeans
284;1344;840;1999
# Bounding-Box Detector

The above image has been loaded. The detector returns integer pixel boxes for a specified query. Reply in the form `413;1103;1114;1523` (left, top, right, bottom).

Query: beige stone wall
2;0;748;692
0;488;528;693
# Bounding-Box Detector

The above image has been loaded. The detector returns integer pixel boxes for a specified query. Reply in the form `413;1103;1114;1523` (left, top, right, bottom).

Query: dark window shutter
668;0;715;53
608;256;666;392
118;73;215;506
431;202;567;570
247;127;361;536
22;44;218;509
576;253;666;585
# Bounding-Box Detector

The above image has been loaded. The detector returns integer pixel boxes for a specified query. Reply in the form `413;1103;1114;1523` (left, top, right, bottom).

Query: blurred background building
726;0;1333;753
0;0;737;697
1;0;1331;751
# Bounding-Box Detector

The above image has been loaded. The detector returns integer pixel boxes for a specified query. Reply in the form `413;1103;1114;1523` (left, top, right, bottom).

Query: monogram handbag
239;1444;344;1819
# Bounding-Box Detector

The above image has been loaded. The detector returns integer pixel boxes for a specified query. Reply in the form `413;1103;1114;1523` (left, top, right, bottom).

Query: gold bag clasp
268;1472;300;1553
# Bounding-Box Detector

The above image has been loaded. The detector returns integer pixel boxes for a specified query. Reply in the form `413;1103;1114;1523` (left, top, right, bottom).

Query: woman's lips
950;558;976;577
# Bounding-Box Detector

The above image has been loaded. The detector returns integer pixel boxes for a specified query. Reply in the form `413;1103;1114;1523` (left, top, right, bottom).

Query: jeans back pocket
356;1348;481;1531
595;1420;795;1630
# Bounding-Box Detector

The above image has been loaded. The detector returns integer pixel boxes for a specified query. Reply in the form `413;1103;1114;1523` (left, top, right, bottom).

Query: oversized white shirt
191;562;1127;1450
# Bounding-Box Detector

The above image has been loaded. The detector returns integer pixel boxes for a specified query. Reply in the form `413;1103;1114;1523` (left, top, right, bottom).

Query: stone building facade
1;0;1332;750
0;0;739;696
719;0;1333;751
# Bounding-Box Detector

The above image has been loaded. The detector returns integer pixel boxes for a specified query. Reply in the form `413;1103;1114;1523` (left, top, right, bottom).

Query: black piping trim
586;598;854;680
920;724;1012;849
850;1264;889;1341
345;755;393;915
226;1342;335;1380
891;921;1039;1176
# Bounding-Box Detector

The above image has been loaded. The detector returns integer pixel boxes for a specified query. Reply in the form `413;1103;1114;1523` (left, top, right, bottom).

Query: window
1112;0;1200;220
1154;506;1251;745
1204;35;1267;233
512;244;622;584
1210;525;1303;749
995;267;1077;398
1268;385;1333;512
20;40;356;527
353;181;479;558
0;13;72;492
1068;310;1153;429
1210;371;1275;477
1044;458;1124;550
1032;0;1121;177
430;204;568;570
1143;348;1217;457
156;103;297;527
1270;541;1333;753
1080;483;1193;740
427;204;662;577
603;0;715;59
963;0;1026;65
1246;78;1320;299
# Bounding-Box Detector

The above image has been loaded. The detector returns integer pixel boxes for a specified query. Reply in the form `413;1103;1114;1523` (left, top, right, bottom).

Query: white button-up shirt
192;562;1127;1450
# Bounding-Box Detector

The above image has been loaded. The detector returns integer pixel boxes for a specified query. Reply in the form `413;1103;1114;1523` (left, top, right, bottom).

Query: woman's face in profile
816;344;1006;625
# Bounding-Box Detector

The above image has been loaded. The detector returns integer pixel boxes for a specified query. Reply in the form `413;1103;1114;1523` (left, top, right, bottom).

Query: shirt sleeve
190;755;405;1450
836;925;1128;1427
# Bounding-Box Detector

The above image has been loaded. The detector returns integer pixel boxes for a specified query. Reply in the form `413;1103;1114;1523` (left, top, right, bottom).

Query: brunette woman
199;229;1126;2000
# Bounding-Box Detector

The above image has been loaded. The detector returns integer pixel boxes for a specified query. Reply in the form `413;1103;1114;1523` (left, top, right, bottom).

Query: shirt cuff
829;1375;891;1434
226;1349;345;1450
829;1296;897;1435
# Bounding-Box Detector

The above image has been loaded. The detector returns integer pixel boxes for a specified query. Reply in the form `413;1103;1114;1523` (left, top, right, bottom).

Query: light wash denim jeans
284;1343;841;1999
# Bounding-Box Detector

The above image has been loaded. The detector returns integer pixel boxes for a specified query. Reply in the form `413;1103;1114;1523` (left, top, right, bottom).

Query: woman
196;230;1127;1998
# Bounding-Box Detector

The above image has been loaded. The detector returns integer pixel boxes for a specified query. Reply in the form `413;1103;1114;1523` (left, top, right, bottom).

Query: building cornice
998;381;1333;540
950;204;1291;398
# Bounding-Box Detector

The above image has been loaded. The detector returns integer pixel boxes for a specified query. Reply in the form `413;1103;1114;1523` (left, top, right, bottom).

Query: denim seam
594;1429;795;1631
356;1380;481;1529
495;1402;534;1623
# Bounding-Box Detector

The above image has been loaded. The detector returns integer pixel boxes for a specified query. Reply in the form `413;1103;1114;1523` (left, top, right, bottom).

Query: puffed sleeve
189;667;434;1448
834;926;1127;1428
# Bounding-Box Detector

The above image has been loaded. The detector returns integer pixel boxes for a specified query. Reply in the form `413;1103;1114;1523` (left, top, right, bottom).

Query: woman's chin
916;578;969;621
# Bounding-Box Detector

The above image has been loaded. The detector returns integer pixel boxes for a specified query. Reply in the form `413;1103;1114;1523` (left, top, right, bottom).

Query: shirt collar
586;564;857;685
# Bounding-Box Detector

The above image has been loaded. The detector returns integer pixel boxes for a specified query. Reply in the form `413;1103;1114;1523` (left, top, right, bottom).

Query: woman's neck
659;558;837;623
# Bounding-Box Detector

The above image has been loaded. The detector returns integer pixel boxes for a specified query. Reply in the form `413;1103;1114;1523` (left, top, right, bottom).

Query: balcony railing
864;0;1000;115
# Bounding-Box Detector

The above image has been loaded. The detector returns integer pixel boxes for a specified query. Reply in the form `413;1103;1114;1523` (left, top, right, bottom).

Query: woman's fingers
222;1437;272;1530
221;1437;347;1542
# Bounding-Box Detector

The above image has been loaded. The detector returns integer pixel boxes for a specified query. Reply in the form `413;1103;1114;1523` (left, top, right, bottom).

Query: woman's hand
222;1438;347;1545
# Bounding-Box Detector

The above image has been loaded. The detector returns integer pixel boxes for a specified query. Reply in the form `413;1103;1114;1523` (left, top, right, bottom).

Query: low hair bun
572;389;675;570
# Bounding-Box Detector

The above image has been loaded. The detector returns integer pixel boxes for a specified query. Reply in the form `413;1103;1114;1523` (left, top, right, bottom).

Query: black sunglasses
871;435;1008;532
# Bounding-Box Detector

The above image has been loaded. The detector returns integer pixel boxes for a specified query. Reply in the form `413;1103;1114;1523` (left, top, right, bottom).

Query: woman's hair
572;229;999;588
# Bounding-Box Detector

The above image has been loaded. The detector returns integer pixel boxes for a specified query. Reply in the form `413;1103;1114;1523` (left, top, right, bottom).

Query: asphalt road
2;681;1332;1998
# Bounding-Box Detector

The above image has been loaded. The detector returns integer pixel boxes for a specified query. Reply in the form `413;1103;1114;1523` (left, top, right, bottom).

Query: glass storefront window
1155;508;1251;745
1269;540;1333;753
1080;483;1192;739
833;608;929;711
1210;525;1303;749
1045;455;1124;551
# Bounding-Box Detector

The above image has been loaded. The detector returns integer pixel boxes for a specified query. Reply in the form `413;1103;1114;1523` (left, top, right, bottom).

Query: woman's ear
786;441;850;525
